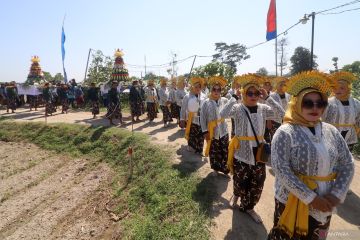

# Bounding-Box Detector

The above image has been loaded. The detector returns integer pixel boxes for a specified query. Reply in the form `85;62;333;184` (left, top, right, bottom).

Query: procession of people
0;70;358;240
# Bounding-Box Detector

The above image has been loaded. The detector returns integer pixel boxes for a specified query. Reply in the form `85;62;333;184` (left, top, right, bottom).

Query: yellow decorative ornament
114;49;124;57
264;76;275;85
160;78;168;85
147;79;155;85
272;76;288;88
207;76;227;88
189;77;205;87
233;75;242;83
235;73;264;89
31;56;40;63
171;78;177;84
330;71;357;86
286;71;332;97
177;76;186;88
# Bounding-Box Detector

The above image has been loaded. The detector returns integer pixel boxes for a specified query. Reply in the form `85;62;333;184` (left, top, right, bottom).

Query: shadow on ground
337;191;360;227
172;145;206;178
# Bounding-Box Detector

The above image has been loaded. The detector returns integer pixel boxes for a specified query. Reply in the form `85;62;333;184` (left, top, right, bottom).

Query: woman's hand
204;132;210;141
179;120;186;128
259;88;269;100
310;196;333;212
324;194;340;208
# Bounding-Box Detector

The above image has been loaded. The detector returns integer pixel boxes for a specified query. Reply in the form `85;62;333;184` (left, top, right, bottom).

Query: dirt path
0;141;123;240
2;107;360;239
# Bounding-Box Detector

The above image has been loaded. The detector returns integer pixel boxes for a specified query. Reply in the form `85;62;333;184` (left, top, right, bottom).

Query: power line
319;6;360;15
315;0;360;15
246;0;360;50
126;55;213;69
246;20;302;50
102;1;360;69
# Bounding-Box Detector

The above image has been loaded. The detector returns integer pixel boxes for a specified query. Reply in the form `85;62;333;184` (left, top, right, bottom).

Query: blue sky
1;0;359;83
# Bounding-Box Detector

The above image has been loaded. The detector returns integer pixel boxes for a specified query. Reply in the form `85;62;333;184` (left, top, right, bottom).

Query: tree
193;61;236;83
331;57;339;73
342;61;360;100
42;71;53;82
212;42;250;73
143;72;157;81
290;46;318;75
256;67;268;76
143;72;166;85
53;73;64;82
277;38;288;76
86;50;114;84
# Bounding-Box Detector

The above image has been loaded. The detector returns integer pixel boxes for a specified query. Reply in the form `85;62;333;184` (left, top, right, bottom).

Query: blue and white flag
61;26;68;83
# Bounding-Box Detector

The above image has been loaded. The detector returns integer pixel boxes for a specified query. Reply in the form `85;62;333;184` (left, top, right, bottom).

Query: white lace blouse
200;97;229;139
322;96;360;145
220;96;285;165
271;122;354;223
269;92;291;123
180;92;207;125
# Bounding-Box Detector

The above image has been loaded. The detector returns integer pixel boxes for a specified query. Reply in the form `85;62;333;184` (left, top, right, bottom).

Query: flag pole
275;37;278;77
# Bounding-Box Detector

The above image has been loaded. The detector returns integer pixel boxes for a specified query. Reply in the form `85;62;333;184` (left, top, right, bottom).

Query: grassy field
0;120;215;239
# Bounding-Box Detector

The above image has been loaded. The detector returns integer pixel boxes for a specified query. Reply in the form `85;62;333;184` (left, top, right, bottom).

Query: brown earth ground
1;106;360;240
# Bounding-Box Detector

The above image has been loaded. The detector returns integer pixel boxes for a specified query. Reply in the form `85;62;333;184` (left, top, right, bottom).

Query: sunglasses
246;91;261;97
212;88;221;92
302;99;328;109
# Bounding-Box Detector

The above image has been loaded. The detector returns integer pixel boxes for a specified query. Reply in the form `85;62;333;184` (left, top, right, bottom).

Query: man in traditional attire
129;79;143;122
106;81;122;125
87;82;100;118
42;82;56;116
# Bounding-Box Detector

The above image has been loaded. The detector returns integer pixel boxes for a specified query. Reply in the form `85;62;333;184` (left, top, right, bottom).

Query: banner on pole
266;0;277;41
61;26;68;83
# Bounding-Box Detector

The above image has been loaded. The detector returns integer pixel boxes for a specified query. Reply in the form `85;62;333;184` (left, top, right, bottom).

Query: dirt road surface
1;106;360;239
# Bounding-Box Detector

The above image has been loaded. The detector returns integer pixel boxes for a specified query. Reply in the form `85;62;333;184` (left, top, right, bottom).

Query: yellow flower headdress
263;76;275;84
236;73;264;90
147;79;155;86
283;71;331;128
272;76;288;87
271;76;288;93
189;77;205;87
160;78;168;85
207;76;227;88
330;71;357;86
286;71;331;97
170;78;177;84
177;76;186;87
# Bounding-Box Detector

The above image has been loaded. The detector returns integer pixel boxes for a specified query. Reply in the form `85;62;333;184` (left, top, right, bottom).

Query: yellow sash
204;118;225;157
227;135;264;174
277;173;337;237
185;112;195;140
331;123;360;136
